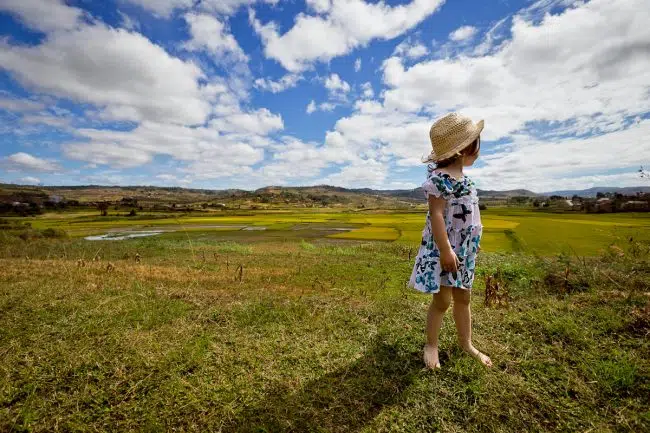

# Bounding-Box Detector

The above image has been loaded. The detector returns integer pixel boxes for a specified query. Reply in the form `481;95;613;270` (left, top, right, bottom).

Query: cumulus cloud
468;119;650;192
183;13;248;63
124;0;193;17
1;152;61;172
254;74;302;93
321;159;388;188
393;39;429;59
125;0;278;18
0;0;84;33
381;0;650;140
0;24;210;125
449;25;477;42
354;58;362;72
361;82;374;99
250;0;445;71
324;73;351;98
312;0;650;190
17;176;41;185
63;104;281;173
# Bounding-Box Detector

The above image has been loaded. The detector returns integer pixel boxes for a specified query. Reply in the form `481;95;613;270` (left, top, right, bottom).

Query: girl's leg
424;286;452;369
451;288;493;367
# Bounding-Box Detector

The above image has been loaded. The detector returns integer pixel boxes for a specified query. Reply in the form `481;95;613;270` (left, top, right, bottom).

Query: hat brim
426;119;484;163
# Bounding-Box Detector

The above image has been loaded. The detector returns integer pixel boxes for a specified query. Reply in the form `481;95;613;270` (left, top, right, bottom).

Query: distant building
622;200;648;211
595;197;613;212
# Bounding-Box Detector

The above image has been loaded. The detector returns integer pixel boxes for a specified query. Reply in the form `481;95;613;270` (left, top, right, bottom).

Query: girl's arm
428;195;459;272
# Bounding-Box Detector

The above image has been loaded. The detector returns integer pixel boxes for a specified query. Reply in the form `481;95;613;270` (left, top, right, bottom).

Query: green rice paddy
22;207;650;256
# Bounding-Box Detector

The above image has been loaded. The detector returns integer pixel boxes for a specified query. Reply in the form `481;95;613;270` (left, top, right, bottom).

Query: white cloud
22;113;71;128
306;0;332;14
471;17;509;56
118;11;139;30
200;0;278;16
311;0;650;191
324;73;351;96
124;0;277;18
381;0;650;140
361;82;374;99
250;0;445;71
468;119;650;192
123;0;193;17
355;58;362;72
0;0;83;33
62;106;279;171
1;152;61;172
18;176;41;185
259;137;329;180
394;39;429;59
254;73;302;93
307;101;338;114
321;159;388;188
210;108;283;135
0;97;45;112
183;13;248;63
319;102;337;112
449;25;477;42
0;24;210;125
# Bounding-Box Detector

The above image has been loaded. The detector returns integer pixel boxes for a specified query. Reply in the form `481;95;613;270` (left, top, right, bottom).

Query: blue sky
0;0;648;192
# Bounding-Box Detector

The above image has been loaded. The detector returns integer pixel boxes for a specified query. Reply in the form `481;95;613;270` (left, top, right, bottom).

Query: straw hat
426;113;484;162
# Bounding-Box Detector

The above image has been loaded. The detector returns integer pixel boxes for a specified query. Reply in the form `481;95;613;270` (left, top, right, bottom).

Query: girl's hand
440;248;459;273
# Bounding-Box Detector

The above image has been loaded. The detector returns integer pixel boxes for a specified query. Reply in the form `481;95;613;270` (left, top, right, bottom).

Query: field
1;207;649;431
15;206;650;256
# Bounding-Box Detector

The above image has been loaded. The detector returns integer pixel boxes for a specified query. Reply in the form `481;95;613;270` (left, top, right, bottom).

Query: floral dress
408;164;482;294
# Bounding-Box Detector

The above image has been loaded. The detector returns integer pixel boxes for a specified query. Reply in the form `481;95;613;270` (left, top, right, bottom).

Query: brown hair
433;136;480;168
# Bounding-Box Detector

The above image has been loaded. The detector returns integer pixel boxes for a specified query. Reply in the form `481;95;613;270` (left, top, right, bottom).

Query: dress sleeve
422;171;453;200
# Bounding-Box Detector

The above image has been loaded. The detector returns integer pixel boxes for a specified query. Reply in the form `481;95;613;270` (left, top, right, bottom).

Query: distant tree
97;202;109;216
128;209;137;217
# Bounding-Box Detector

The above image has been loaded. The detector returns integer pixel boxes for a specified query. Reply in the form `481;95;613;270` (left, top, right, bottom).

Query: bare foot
463;345;493;367
423;344;441;369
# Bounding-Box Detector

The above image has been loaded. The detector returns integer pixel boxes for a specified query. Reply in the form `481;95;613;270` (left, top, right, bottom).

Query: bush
42;228;67;238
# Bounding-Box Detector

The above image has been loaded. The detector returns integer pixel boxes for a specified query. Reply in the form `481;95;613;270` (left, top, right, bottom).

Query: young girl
408;112;492;369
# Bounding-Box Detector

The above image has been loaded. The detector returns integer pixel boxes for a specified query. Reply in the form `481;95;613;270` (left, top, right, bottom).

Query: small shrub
214;242;252;254
42;228;67;238
300;240;316;251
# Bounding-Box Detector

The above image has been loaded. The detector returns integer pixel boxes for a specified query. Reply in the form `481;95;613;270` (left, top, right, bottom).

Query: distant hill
543;186;650;197
476;188;538;198
2;182;646;207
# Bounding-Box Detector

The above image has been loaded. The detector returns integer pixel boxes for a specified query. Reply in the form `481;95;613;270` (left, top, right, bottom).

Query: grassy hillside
0;232;648;432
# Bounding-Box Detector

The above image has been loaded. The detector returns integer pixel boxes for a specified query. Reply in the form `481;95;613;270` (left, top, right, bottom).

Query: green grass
0;230;649;432
19;207;650;256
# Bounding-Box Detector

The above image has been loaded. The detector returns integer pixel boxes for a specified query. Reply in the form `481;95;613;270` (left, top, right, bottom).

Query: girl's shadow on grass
223;336;423;432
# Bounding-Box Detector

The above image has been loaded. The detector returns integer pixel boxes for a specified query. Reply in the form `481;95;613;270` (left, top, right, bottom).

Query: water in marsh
84;230;167;241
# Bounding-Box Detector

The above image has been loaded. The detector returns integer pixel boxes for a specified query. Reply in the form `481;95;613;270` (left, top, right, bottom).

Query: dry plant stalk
484;273;510;308
235;264;243;282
